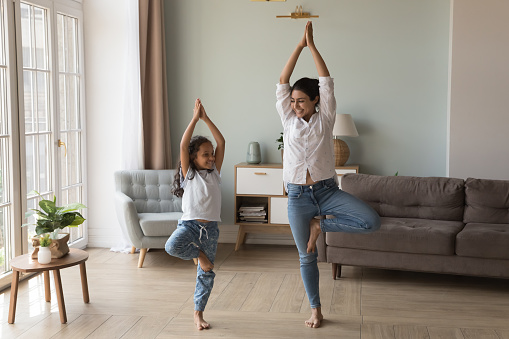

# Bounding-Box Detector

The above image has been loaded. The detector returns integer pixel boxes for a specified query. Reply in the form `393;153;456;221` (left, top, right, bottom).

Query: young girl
165;98;225;330
277;22;381;328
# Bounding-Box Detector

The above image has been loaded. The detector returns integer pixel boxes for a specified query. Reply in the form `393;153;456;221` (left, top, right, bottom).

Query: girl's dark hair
172;136;212;198
291;77;320;105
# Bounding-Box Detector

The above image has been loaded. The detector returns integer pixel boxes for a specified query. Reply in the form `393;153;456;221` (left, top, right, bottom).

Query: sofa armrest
114;191;144;248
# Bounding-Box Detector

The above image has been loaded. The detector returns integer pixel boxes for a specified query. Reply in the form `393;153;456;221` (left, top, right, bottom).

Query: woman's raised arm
306;21;330;77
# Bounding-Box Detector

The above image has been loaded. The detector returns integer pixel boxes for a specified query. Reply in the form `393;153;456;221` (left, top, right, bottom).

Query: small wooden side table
8;248;90;324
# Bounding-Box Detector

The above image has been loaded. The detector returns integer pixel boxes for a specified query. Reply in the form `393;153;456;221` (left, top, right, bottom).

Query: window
0;0;86;286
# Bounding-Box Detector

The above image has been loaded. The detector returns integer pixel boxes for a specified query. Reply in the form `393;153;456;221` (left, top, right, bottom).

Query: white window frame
15;0;88;253
0;0;86;289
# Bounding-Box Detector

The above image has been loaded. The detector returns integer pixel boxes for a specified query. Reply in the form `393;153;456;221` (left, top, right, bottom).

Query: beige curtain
139;0;172;169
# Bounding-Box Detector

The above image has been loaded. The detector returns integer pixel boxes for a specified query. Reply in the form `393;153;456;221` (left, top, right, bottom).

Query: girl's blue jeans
165;219;219;312
287;177;381;309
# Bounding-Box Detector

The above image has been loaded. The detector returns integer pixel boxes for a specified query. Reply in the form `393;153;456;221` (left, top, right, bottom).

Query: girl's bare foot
197;251;214;272
194;311;210;330
305;307;323;328
307;218;322;253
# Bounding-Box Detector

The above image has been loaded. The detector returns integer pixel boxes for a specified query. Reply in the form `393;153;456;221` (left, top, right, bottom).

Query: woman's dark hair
291;77;320;105
172;136;212;198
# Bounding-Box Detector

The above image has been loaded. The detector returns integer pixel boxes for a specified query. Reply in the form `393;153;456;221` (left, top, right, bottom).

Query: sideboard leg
235;225;247;251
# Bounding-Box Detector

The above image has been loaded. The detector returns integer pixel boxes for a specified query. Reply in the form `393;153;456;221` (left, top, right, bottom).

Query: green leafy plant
276;132;284;150
394;171;399;176
22;191;86;236
39;233;51;247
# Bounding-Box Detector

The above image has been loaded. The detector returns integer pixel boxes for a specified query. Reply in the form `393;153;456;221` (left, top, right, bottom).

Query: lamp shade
333;114;359;137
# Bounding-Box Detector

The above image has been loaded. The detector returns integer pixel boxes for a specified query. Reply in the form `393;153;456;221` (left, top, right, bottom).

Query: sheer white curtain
111;0;144;253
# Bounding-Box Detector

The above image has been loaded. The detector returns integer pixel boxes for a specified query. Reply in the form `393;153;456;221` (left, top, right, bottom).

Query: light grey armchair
114;169;183;268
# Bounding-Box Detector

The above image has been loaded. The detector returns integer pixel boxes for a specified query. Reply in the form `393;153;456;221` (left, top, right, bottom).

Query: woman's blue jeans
287;177;381;309
165;219;219;312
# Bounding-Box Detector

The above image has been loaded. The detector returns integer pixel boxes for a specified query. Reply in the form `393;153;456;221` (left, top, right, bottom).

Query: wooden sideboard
234;163;359;251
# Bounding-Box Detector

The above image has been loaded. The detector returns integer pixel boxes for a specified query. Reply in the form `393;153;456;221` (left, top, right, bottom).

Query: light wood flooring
1;244;509;338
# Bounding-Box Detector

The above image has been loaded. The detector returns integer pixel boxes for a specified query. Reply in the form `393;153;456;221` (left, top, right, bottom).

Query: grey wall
164;0;450;225
449;0;509;180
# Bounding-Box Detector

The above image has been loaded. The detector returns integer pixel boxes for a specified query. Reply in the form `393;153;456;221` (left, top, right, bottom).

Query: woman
276;21;381;328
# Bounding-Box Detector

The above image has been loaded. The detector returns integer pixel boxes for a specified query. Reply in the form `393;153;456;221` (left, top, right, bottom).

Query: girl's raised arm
200;103;225;174
306;21;330;77
279;22;308;84
180;99;201;178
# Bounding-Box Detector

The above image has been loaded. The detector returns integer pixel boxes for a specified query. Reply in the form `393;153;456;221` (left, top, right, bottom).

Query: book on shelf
238;203;267;223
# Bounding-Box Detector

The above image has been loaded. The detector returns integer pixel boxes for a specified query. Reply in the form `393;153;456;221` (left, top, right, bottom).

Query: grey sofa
114;170;183;267
317;174;509;279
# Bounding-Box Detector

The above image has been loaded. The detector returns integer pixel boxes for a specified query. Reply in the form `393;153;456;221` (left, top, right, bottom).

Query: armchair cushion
139;212;182;236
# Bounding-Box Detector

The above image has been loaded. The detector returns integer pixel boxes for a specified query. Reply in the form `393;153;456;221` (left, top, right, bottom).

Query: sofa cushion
139;212;182;236
326;217;465;255
341;174;465;221
464;178;509;224
456;223;509;260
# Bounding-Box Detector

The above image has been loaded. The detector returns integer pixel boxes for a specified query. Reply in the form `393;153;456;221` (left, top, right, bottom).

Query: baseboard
218;224;295;245
88;224;295;248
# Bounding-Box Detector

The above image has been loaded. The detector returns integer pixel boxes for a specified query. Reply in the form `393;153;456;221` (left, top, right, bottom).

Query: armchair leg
131;246;136;254
138;248;148;268
193;258;198;265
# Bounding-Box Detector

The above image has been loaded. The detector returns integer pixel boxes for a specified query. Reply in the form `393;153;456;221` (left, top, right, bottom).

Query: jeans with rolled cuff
165;219;219;312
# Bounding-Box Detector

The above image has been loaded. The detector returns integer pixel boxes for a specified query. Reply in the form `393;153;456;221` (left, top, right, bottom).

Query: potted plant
23;191;86;259
276;132;284;162
37;233;52;264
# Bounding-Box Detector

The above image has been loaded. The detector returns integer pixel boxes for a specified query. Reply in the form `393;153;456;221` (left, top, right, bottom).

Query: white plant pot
38;247;52;264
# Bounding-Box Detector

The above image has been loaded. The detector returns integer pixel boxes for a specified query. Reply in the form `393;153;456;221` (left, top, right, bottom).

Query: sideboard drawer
237;168;284;195
270;197;289;225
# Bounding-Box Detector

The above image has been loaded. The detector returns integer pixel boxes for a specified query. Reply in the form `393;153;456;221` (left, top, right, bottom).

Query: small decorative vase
246;142;261;164
38;247;51;264
31;233;70;259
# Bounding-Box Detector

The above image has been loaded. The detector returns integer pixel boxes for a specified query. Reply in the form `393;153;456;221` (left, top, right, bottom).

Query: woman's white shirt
276;76;337;188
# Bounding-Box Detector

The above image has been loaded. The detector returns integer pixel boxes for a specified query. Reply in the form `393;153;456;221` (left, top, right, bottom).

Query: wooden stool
8;248;90;324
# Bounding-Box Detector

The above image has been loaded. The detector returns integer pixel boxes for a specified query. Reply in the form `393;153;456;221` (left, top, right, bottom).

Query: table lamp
332;114;358;166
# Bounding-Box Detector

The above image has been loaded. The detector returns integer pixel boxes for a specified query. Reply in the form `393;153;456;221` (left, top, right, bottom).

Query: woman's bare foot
197;251;214;272
307;218;322;253
305;307;324;328
194;311;210;330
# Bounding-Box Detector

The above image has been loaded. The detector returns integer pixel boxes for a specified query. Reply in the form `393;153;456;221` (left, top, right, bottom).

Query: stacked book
238;204;267;223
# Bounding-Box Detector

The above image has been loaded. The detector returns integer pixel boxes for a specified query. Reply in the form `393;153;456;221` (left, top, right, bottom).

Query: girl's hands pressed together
199;102;209;121
193;98;201;122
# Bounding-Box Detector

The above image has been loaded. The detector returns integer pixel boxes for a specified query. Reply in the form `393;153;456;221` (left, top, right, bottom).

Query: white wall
83;0;126;247
448;0;509;180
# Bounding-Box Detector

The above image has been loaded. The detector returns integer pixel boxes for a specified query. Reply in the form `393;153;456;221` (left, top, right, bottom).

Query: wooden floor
1;244;509;339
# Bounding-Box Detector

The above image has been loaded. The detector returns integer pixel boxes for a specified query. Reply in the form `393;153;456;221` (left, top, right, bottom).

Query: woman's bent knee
366;212;381;232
